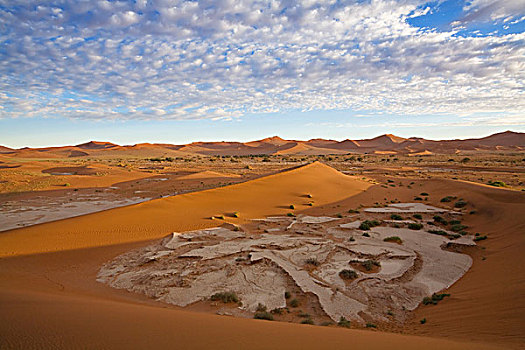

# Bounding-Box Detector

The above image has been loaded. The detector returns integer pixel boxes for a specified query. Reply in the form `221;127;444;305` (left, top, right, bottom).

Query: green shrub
339;269;358;280
348;209;360;213
256;303;267;312
422;293;450;305
289;204;295;210
301;318;314;325
413;214;422;220
433;215;448;225
290;299;299;308
284;291;291;299
287;212;295;217
349;236;355;242
488;181;506;187
254;312;274;321
440;196;454;203
359;220;381;230
450;224;468;232
384;236;403;244
210;291;239;303
420;318;427;324
362;232;370;237
454;200;468;208
337;316;351;328
305;258;320;267
390;214;403;220
271;308;283;315
408;223;423;230
361;260;380;271
420;192;429;196
366;323;377;328
474;235;487;242
414;197;423;201
449;220;461;225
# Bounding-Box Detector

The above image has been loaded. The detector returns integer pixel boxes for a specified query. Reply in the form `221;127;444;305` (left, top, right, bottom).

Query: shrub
271;308;283;315
305;258;320;267
449;220;461;225
450;224;468;232
254;312;274;321
413;214;422;220
256;303;267;312
488;181;506;187
414;197;423;201
337;316;351;328
384;236;403;244
474;235;488;242
359;220;381;230
210;291;239;303
290;299;299;308
362;232;370;237
339;269;358;280
428;229;447;236
420;192;429;196
307;194;313;198
301;318;314;325
422;293;450;305
408;223;423;230
349;236;355;242
287;212;295;217
284;291;291;299
289;204;295;210
366;323;377;328
454;200;468;208
348;209;360;213
420;318;427;324
390;214;403;220
233;212;240;218
440;196;454;203
433;215;448;225
361;260;380;271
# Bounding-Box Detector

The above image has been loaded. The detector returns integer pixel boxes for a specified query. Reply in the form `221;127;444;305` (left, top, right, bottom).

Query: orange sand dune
176;170;241;180
0;162;370;256
0;162;509;350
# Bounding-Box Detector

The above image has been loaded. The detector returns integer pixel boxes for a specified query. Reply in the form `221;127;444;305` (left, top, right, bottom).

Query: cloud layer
0;0;524;121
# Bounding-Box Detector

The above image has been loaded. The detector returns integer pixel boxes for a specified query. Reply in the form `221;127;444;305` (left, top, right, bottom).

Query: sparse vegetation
488;180;506;187
256;303;267;312
339;269;358;280
254;312;274;320
366;323;377;328
337;316;351;328
422;293;450;305
210;291;239;303
301;318;314;325
384;236;403;244
420;318;427;324
474;235;488;242
408;223;423;230
359;220;381;230
289;204;295;210
289;298;299;308
450;224;468;232
287;212;295;217
284;291;291;299
440;196;455;203
433;215;448;225
454;200;468;208
420;192;429;196
305;258;320;267
413;214;422;220
390;214;403;220
362;232;370;237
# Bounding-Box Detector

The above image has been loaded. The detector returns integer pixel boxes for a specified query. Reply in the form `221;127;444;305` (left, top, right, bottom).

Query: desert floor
0;157;523;349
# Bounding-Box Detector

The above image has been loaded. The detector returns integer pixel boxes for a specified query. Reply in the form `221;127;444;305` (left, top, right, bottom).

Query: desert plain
1;132;524;349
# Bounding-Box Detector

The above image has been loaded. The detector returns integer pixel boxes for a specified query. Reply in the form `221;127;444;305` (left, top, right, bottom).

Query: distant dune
5;131;524;158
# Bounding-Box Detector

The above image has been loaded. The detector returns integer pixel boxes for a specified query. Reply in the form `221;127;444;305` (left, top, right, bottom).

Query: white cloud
0;0;523;122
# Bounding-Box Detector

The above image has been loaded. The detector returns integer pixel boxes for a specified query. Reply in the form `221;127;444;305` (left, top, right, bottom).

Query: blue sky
1;0;524;148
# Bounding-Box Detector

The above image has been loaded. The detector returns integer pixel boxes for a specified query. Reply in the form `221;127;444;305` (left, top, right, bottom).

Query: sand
0;161;523;349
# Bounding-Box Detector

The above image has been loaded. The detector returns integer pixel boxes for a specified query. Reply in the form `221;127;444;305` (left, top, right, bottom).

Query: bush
384;236;403;244
440;196;454;203
210;291;239;303
301;318;314;325
433;215;448;225
454;200;468;208
390;214;403;220
289;299;299;308
428;229;447;236
271;308;283;315
284;291;291;299
413;214;422;220
254;312;274;320
337;316;351;328
366;323;377;328
362;232;370;237
305;258;320;267
450;224;468;232
233;212;240;218
449;220;461;225
256;303;267;312
474;235;487;242
420;318;427;324
488;180;506;187
348;209;360;213
359;220;381;230
289;204;295;210
420;192;429;196
287;212;295;217
414;197;423;201
339;269;358;280
422;293;450;305
408;223;423;230
361;260;380;271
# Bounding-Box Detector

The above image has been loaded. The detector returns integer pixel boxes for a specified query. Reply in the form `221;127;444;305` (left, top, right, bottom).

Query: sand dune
1;162;516;349
4;131;523;158
176;170;241;179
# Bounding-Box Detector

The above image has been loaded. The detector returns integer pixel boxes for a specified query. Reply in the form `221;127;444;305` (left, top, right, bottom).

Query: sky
0;0;524;148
